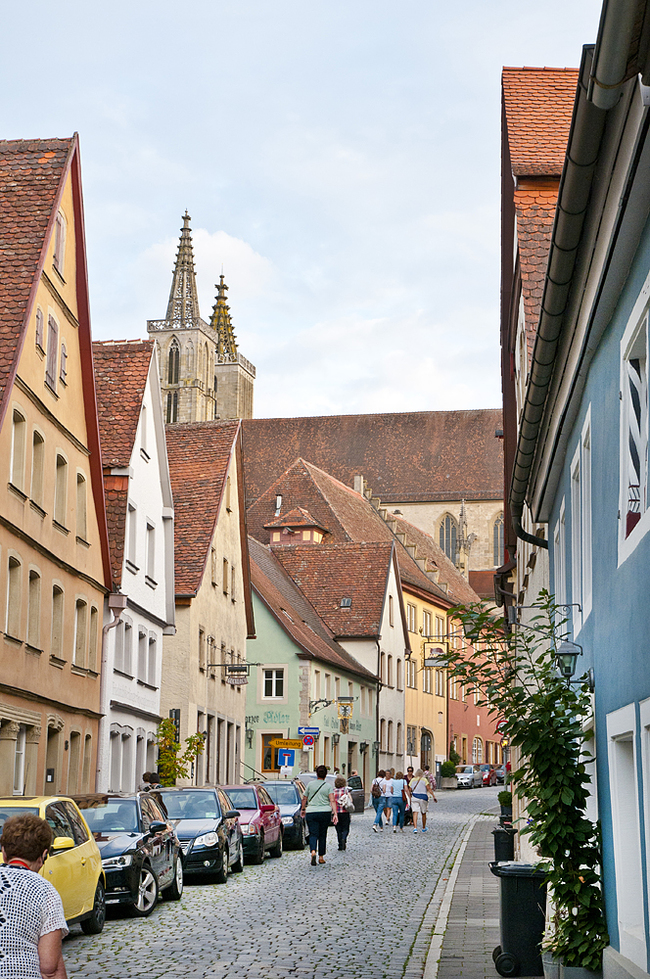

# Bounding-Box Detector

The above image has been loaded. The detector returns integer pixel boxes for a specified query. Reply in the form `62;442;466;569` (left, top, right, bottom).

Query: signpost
269;738;304;750
302;734;315;748
278;749;296;767
297;727;320;737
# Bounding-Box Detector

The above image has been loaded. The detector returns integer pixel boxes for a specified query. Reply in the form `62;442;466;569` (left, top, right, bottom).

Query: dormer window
340;597;352;608
53;210;66;277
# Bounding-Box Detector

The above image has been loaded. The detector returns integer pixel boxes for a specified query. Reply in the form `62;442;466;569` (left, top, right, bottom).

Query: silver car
455;765;483;788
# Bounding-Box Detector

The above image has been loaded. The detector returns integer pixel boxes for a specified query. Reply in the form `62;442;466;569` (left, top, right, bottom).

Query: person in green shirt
300;765;338;865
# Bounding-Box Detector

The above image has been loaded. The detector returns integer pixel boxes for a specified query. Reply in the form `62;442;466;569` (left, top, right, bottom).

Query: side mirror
260;804;276;814
224;810;240;819
51;836;75;853
148;821;168;835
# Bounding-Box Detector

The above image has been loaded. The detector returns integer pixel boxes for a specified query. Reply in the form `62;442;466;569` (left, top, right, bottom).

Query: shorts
411;796;429;813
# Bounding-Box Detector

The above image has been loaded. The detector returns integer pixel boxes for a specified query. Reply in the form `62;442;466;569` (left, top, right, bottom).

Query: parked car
260;780;307;849
455;765;483;789
478;764;498;787
152;786;243;883
0;796;106;934
224;784;283;863
73;793;183;917
494;766;506;785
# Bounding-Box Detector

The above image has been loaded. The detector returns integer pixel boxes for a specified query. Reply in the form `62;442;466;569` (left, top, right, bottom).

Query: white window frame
553;499;566;610
619;273;650;566
581;412;592;621
571;444;582;634
262;668;285;701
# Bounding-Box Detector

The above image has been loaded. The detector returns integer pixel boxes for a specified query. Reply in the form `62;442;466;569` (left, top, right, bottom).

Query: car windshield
263;783;299;805
457;766;474;774
0;807;39;834
157;790;219;819
225;788;257;810
78;799;138;834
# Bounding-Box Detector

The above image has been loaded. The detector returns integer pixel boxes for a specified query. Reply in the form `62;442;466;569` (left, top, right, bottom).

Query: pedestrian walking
0;813;69;979
404;766;415;825
424;764;437;791
389;771;408;832
409;768;437;832
334;776;353;850
300;764;338;864
371;770;389;832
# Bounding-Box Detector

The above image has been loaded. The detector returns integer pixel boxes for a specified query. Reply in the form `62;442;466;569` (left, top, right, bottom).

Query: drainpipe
589;0;642;109
375;638;382;772
96;592;128;790
509;47;607;547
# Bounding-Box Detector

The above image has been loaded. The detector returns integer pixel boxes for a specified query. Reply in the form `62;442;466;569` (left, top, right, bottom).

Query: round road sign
302;734;315;747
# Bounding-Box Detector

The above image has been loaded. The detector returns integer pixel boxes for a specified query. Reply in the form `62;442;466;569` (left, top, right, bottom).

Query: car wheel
80;880;106;935
295;822;306;850
163;856;184;901
231;841;244;873
251;832;265;865
269;830;283;858
128;865;159;917
213;845;228;884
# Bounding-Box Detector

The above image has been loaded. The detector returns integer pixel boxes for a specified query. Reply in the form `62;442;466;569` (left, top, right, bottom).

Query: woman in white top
0;813;68;979
409;768;437;833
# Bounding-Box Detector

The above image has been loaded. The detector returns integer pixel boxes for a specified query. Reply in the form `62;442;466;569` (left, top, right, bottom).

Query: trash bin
492;825;517;862
489;861;547;977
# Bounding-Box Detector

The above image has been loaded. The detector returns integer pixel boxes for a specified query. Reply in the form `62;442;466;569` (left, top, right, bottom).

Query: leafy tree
442;591;608;971
156;718;205;786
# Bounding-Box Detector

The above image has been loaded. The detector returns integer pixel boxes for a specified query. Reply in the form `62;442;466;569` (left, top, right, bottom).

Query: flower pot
560;966;602;979
440;777;457;789
542;952;561;979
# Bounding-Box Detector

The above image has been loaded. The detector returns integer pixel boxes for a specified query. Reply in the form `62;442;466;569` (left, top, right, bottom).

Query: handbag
340;790;355;812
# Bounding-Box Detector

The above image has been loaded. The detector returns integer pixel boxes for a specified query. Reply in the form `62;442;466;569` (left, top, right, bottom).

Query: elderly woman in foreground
0;813;68;979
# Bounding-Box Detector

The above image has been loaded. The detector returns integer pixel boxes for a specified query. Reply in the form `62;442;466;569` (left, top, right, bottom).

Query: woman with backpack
371;769;388;831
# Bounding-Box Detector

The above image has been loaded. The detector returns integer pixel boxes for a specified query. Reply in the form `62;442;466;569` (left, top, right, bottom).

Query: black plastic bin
492;825;517;862
489;862;547;977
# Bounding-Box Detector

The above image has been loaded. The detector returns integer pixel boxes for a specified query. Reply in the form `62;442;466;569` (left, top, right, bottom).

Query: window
387;721;393;752
10;409;26;491
387;655;393;687
140;404;148;457
263;668;284;699
380;719;386;751
389;594;394;626
88;607;98;671
493;513;505;566
146;522;155;580
51;586;64;659
35;308;44;350
422;609;432;637
127;504;137;567
27;570;40;648
449;675;458;700
211;548;217;586
406;659;417;688
570;414;593;631
439;514;458;564
396;658;403;690
59;342;67;385
406;603;417;633
435;669;445;697
553;501;566;609
148;634;157;686
325;673;331;699
222;558;229;595
472;737;483;763
396;723;403;755
335;677;340;701
138;629;147;681
166;391;178;423
114;619;125;673
199;627;206;671
76;474;87;541
13;725;27;796
423;666;432;694
53;210;66;275
622;314;648;539
231;565;236;602
262;734;282;773
74;599;87;667
46;316;58;391
168;339;180;385
225;476;232;512
31;431;44;506
54;454;67;526
436;615;445;640
313;670;321;699
6;556;21;638
123;618;133;674
186;340;195;375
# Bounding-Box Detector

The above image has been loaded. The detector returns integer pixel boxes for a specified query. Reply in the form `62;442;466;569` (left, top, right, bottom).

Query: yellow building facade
403;587;449;775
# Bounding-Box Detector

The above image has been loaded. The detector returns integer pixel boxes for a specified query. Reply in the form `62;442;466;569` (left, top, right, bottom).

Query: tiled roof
242;409;503;506
264;506;327;531
272;541;394;638
248;458;480;608
103;476;129;588
468;570;495;602
93;340;153;468
249;538;375;679
0;137;73;420
502;68;578;176
515;183;560;360
166;421;241;595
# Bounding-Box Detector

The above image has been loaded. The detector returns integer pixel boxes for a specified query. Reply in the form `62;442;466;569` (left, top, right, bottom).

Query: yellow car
0;796;106;934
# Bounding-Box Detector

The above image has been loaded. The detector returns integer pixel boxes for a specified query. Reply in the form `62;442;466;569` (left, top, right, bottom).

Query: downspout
375;638;382;771
96;592;128;790
509;47;607;547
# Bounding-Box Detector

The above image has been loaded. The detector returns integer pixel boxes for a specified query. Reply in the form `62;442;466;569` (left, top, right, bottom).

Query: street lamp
372;741;380;755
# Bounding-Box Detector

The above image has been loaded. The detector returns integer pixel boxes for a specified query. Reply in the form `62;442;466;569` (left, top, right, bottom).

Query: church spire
165;211;202;328
210;273;238;363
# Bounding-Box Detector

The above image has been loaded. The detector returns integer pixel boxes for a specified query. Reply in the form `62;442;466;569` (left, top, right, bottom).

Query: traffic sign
269;738;304;750
278;750;295;767
302;734;315;747
298;727;320;737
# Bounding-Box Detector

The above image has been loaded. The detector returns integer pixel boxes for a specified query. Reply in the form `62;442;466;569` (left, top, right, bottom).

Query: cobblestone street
63;788;499;979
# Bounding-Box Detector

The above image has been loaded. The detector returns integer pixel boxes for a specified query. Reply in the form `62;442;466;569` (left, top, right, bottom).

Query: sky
3;1;601;418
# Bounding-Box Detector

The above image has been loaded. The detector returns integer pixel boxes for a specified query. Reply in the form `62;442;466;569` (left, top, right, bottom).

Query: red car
223;784;283;864
479;764;498;786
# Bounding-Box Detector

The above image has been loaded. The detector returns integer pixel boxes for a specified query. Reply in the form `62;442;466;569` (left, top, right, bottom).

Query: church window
204;343;209;389
439;514;458;564
493;513;504;566
185;340;194;376
168;340;180;385
166;391;178;423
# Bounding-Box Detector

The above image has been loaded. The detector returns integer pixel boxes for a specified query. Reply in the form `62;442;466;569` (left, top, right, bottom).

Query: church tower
147;212;256;423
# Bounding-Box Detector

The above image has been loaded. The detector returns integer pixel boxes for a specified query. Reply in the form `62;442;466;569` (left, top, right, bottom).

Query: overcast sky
4;1;601;418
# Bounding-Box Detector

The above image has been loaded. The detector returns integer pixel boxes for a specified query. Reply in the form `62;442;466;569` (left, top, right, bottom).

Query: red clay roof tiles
0;137;73;419
242;410;503;506
502;67;578;177
515;183;560;359
93;340;153;468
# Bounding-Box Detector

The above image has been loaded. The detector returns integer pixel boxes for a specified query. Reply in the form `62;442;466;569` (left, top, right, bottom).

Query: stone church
147;212;256;424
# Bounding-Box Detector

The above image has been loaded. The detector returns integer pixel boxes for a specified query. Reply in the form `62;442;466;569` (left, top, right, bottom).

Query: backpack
371;780;381;798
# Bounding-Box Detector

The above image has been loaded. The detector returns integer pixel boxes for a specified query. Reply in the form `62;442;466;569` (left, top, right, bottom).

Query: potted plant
440;591;608;978
498;789;512;822
439;759;457;788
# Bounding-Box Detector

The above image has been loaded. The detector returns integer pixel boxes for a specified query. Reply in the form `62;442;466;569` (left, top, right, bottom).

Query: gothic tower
147;212;256;423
